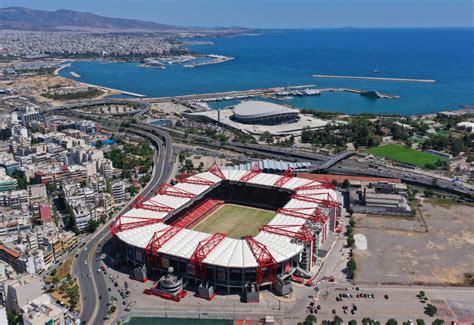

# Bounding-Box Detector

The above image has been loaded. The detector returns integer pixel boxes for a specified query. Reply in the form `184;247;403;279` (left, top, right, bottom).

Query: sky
1;0;473;28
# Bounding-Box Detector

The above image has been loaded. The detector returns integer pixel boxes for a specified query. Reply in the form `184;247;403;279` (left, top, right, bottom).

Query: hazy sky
2;0;473;28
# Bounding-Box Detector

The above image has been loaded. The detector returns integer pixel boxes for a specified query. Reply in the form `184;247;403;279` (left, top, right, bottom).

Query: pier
137;85;399;103
184;55;234;68
53;63;70;76
319;87;399;99
312;74;436;83
70;71;82;78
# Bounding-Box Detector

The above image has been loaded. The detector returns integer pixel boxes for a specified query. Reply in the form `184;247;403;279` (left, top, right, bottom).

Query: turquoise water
126;317;232;325
60;29;474;115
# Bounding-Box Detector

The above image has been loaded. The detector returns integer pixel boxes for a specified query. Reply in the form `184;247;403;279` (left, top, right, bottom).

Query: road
52;104;474;197
154;125;474;197
72;127;175;324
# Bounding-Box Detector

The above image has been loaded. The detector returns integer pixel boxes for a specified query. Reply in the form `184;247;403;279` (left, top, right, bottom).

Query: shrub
424;304;437;317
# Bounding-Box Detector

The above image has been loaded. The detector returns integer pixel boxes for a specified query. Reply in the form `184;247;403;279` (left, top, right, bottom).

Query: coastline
76;80;146;98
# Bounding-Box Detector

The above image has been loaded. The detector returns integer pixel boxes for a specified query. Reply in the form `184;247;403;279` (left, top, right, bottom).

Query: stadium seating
172;198;224;228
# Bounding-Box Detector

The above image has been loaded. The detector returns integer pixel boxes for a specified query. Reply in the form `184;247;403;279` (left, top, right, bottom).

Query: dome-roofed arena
110;163;341;300
231;100;300;125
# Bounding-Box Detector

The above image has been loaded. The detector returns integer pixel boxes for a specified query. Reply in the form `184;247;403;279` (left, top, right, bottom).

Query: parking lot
353;201;474;286
297;283;474;323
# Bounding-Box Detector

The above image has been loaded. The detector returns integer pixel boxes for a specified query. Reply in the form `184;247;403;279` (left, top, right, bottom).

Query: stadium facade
111;164;341;298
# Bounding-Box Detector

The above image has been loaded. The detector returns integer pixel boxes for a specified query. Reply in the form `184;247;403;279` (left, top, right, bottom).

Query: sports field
367;144;444;168
192;204;276;239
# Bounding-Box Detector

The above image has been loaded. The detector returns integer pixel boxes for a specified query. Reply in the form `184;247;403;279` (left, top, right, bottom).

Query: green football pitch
367;144;444;168
192;204;276;239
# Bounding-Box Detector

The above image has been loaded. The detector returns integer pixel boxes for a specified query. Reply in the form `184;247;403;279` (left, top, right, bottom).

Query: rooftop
233;100;299;119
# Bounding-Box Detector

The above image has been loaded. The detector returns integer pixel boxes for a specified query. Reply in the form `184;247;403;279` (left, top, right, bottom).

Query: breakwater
312;74;436;83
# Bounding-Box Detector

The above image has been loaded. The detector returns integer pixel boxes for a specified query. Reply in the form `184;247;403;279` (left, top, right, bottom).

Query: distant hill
0;7;182;31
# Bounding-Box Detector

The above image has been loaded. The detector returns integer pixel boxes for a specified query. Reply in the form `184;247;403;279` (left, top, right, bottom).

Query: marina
312;74;436;83
57;29;474;115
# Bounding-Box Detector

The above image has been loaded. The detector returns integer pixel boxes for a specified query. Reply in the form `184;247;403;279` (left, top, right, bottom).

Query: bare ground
354;202;474;285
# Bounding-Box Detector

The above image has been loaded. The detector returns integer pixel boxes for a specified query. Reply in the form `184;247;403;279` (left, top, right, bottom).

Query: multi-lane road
72;126;175;324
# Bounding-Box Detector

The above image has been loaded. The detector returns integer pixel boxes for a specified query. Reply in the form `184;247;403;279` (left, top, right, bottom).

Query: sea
59;28;474;115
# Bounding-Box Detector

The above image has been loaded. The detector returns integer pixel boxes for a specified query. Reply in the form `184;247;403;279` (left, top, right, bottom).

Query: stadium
231;100;300;125
111;163;341;301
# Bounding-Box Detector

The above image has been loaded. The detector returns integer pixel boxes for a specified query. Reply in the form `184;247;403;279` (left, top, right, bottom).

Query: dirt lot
354;201;474;285
1;75;116;106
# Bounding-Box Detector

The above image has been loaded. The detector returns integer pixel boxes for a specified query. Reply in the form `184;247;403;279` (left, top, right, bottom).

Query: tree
260;131;274;144
342;179;350;189
46;182;56;193
69;286;80;308
424;189;434;197
347;257;357;278
432;320;444;325
11;170;27;190
7;310;23;325
51;276;60;289
386;319;398;325
304;315;317;324
88;219;99;233
349;320;358;325
416;320;425;325
349;217;356;228
334;315;343;325
108;305;117;315
127;186;138;195
424;304;437;317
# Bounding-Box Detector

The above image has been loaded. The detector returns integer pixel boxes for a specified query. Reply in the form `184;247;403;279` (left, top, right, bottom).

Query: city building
350;181;412;216
111;181;126;203
0;306;7;325
21;294;65;325
19;107;42;126
4;275;43;313
0;171;18;192
70;200;96;231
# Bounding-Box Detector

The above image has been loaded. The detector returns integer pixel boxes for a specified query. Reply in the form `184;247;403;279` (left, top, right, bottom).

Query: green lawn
192;204;276;239
367;144;444;168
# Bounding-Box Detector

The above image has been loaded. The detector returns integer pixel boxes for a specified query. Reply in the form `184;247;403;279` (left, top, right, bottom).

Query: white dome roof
233;101;299;120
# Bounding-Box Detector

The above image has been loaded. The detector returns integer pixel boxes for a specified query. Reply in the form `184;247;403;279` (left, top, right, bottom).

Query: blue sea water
60;29;474;115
